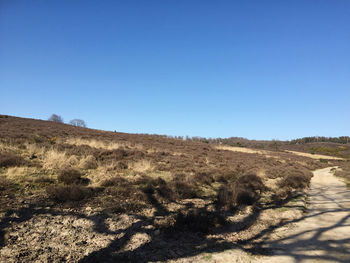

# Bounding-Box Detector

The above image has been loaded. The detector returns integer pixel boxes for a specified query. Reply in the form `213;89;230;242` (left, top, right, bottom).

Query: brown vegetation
1;115;343;262
0;116;333;224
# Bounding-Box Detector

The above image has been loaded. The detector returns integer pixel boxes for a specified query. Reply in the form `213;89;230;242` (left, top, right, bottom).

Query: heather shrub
102;176;148;212
217;184;235;209
79;155;98;169
278;172;311;190
335;162;350;181
100;176;128;187
234;173;265;205
171;209;226;233
46;185;93;202
194;170;215;185
173;181;198;199
98;149;128;162
0;153;27;167
58;168;88;185
217;173;265;207
0;177;12;192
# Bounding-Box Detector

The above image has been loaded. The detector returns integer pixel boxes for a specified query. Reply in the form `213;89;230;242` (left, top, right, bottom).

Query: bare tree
69;119;86;128
48;114;63;123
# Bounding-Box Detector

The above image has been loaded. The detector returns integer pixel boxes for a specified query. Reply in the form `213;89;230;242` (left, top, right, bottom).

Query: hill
0;114;346;262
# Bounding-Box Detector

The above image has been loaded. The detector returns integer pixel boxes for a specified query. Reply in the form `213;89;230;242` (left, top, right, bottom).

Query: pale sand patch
216;145;267;154
285;150;344;160
215;145;281;160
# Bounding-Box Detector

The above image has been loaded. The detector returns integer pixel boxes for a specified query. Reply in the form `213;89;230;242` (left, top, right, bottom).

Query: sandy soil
217;145;344;161
284;150;344;160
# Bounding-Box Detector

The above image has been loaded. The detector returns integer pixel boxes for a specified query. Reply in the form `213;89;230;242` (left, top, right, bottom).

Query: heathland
0;115;349;262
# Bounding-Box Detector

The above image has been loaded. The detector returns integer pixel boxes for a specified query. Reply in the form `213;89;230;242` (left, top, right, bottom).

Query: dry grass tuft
65;137;144;151
130;159;153;173
42;149;69;170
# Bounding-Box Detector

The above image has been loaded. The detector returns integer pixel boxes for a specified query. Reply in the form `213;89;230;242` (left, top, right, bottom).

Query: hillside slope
0;115;341;262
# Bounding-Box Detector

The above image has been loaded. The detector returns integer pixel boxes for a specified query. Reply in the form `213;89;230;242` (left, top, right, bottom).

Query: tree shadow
0;185;349;262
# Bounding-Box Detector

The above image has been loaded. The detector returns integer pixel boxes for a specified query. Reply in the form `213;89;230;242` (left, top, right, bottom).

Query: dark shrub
58;168;88;185
234;173;265;206
217;173;265;208
46;185;93;202
102;177;148;212
0;177;12;192
140;177;175;201
0;153;27;167
171;181;198;199
98;149;128;162
279;172;311;190
116;161;128;169
217;184;235;209
101;176;130;188
172;209;226;234
194;170;215;185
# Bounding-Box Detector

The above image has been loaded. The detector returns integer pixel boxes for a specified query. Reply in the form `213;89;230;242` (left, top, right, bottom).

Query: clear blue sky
1;1;349;140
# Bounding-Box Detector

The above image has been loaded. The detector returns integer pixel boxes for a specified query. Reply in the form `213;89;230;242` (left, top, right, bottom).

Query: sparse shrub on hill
48;114;63;123
69;119;87;128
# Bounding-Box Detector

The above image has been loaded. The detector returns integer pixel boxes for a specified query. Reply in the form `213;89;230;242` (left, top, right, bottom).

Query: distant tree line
289;136;350;144
48;114;86;128
162;134;350;149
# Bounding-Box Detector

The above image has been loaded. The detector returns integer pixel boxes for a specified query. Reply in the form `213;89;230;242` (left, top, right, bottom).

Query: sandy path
284;151;344;160
254;167;350;263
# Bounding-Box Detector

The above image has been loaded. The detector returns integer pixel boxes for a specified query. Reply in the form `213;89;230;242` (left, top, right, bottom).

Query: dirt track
254;167;350;263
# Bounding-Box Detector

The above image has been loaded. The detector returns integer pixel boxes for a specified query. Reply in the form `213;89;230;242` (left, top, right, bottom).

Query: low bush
234;173;265;205
46;185;93;202
171;181;198;199
335;162;350;181
79;155;98;169
217;184;235;209
278;172;311;191
0;177;12;192
194;170;215;185
100;176;128;187
171;209;226;233
57;168;89;185
101;176;149;212
217;173;265;208
139;177;175;201
0;153;27;167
